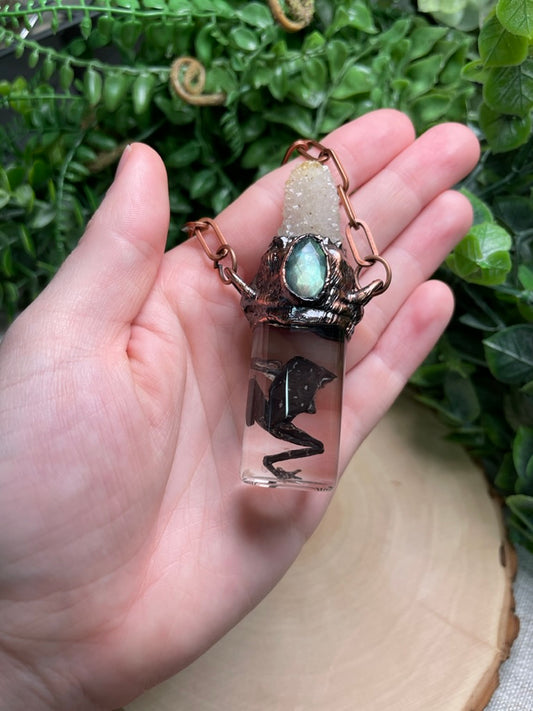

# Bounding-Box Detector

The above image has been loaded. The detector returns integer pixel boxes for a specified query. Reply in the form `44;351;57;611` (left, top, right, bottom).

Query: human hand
0;110;479;710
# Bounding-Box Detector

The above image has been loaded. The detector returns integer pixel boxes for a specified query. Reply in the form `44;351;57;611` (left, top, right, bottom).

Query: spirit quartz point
278;160;341;243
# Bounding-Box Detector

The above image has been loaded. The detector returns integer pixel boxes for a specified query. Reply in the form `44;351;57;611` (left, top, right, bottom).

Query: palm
0;111;479;710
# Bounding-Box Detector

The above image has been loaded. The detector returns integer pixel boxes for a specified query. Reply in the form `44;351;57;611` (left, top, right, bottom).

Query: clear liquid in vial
241;324;344;491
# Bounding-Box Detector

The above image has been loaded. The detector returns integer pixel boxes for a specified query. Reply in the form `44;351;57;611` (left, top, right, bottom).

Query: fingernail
116;144;133;177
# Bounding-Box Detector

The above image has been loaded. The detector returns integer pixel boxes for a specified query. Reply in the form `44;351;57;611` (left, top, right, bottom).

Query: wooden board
126;394;518;711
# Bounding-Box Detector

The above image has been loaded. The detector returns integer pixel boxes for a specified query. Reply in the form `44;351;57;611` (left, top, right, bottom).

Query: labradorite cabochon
284;236;328;300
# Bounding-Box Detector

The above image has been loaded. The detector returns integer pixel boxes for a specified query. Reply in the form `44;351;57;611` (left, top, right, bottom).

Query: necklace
187;139;391;491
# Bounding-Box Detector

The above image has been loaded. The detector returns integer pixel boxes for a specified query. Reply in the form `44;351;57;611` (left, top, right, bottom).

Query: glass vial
241;323;344;491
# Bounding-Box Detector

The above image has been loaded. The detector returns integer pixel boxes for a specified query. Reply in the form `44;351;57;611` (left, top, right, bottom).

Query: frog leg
263;421;324;480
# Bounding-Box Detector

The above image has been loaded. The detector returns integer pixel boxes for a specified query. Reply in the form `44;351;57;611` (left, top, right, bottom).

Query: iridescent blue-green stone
285;237;327;299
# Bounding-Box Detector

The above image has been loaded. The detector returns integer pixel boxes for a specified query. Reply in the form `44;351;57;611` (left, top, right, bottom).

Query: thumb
34;143;169;344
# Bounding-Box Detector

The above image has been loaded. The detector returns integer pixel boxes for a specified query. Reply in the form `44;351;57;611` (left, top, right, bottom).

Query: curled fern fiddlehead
267;0;314;32
169;57;226;106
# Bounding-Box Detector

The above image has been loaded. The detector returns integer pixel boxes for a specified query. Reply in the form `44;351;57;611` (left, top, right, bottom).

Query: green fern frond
0;26;170;77
220;109;244;158
0;0;224;28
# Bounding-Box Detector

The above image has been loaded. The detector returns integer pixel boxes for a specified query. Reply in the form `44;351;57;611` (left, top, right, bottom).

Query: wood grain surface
126;394;518;711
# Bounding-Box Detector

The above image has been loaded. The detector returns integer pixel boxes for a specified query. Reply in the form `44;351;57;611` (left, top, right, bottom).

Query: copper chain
186;139;391;295
185;217;253;296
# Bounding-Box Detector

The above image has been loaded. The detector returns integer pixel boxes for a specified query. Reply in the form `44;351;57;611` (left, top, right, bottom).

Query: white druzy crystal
278;160;341;244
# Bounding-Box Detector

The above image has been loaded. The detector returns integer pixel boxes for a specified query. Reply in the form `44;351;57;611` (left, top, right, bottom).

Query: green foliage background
0;0;532;550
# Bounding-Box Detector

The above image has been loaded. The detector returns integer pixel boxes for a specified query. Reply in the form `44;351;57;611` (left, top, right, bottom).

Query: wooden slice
126;394;518;711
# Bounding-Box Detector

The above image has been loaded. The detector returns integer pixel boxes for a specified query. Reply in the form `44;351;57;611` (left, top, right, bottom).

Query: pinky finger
340;279;454;471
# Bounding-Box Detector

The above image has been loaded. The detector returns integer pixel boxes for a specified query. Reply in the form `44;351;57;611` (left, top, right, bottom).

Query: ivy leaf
189;169;217;200
241;137;282;169
408;25;448;60
462;59;491;84
519;265;533;289
250;63;272;90
495;452;517;493
165;141;201;168
326;40;349;78
505;386;533;429
479;11;528;67
410;92;451;125
29;203;56;230
14;184;34;209
506;494;533;547
19;224;36;258
404;55;444;99
495;194;533;233
210;185;233;215
7;167;25;191
484;324;533;384
194;23;215;64
229;26;259;52
330;64;373;99
1;246;13;278
0;189;10;210
236;2;273;28
302;31;326;52
443;370;481;423
319;99;357;134
327;2;377;36
263;104;314;136
302;58;328;91
290;83;326;109
28;158;51;189
269;64;288;101
460;187;494;225
523;381;533;396
445;222;512;285
513;427;533;494
479;101;532;152
206;64;237;95
496;0;533;40
418;0;466;11
484;57;533;115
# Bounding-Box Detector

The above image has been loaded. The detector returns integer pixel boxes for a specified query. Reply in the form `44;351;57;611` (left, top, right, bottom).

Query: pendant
188;140;391;492
240;160;377;491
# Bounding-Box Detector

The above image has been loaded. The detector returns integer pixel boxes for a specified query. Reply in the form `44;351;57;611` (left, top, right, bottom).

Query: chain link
185;218;253;296
187;138;391;296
